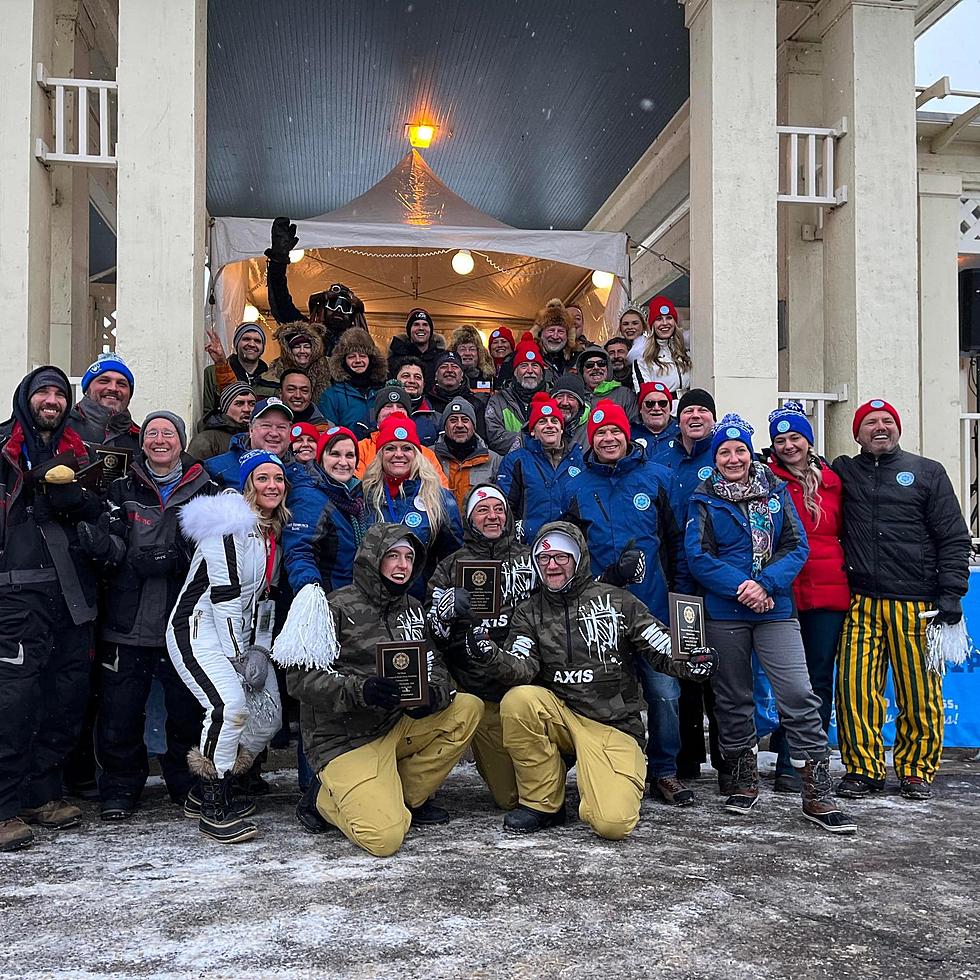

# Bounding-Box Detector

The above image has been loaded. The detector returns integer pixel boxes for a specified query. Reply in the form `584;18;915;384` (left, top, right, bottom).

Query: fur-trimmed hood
328;327;388;385
267;320;331;401
178;489;258;545
450;325;494;377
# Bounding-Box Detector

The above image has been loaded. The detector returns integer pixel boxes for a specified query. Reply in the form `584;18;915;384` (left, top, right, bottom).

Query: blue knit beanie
81;353;135;393
710;413;754;460
768;400;814;445
238;449;285;492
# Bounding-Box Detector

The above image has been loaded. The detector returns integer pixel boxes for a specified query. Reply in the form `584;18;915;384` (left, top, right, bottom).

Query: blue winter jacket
375;476;464;597
559;445;680;621
496;436;584;544
661;435;715;519
685;471;809;622
631;419;680;464
318;382;380;440
283;463;370;594
203;432;250;489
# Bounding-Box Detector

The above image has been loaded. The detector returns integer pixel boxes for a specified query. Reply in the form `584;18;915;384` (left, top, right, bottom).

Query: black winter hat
677;388;717;418
552;372;587;406
375;383;412;416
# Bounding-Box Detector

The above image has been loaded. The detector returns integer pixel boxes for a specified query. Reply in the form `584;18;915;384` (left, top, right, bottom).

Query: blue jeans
770;609;845;776
636;658;681;779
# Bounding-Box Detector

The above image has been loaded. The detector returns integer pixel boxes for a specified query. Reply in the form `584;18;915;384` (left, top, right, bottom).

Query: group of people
0;281;970;859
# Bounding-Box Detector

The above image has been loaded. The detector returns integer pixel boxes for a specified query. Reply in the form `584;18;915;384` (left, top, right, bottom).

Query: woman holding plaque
361;414;463;596
280;523;482;857
165;450;288;844
685;414;854;835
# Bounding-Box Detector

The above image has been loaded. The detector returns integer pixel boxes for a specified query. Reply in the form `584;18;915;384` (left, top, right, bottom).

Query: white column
0;1;55;396
686;0;779;435
115;0;206;425
918;172;964;489
821;0;920;456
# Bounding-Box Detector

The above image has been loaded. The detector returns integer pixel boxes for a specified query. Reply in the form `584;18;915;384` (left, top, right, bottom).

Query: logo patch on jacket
405;512;423;528
698;466;712;480
896;471;915;486
567;466;581;477
768;498;781;513
633;492;651;511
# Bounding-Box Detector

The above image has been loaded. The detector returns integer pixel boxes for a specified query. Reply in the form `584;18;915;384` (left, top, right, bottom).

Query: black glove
935;601;963;626
129;544;179;578
44;480;84;513
361;676;402;710
265;216;298;263
601;541;645;587
234;645;270;689
681;647;718;681
436;588;472;624
464;627;494;665
78;513;113;560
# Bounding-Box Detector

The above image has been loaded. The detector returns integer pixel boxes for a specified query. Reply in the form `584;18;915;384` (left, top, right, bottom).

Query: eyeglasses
583;360;606;371
536;553;572;567
642;400;670;409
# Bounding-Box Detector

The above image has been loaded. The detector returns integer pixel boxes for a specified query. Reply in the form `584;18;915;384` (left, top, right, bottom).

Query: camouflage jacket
480;521;685;746
287;523;455;770
428;485;537;702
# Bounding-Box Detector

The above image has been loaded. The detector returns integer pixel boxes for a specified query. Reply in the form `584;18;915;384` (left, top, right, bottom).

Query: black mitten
265;216;298;263
361;676;402;709
78;513;113;560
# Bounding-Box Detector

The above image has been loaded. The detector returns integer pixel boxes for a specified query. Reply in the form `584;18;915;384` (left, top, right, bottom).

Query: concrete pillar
115;0;206;424
820;0;919;457
777;41;825;393
0;1;56;397
685;0;779;435
918;172;964;489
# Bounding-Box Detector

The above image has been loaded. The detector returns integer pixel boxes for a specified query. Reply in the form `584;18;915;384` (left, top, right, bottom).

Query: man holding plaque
457;522;716;840
428;484;536;809
281;524;482;857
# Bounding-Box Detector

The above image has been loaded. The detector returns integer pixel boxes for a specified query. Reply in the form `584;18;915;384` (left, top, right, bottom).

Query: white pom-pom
921;612;973;676
272;583;340;670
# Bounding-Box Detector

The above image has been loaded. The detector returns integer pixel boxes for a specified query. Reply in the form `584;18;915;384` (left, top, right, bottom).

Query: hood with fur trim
328;327;388;386
268;320;331;400
450;325;495;377
533;299;580;361
178;489;258;546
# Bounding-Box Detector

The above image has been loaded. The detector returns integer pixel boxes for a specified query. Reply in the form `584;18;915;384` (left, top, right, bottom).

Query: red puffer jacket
767;458;850;612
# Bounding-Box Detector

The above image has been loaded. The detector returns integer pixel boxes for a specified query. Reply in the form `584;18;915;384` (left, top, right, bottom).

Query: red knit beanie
290;422;320;445
648;296;679;323
315;425;360;464
586;399;631;445
638;381;673;406
376;414;421;449
488;326;516;352
513;339;545;369
528;392;564;432
852;399;902;440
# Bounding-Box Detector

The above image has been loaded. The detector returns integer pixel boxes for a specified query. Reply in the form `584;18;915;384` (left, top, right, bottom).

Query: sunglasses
583;360;606;371
643;399;670;409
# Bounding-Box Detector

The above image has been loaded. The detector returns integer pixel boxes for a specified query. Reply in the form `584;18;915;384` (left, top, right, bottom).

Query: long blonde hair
781;449;825;527
642;323;692;374
362;446;447;535
243;477;291;538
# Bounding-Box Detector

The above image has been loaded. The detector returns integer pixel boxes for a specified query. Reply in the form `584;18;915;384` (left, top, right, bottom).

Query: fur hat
534;298;574;334
328;328;387;386
450;324;494;376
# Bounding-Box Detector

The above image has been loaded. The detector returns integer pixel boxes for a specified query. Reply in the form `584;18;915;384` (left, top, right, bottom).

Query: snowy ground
1;750;978;980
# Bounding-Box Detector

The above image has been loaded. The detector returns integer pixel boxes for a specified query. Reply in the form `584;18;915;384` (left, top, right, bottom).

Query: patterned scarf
711;461;774;575
320;473;369;547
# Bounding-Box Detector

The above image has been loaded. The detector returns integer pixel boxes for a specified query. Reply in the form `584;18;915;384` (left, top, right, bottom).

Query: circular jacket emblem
393;426;409;440
897;471;915;486
776;420;790;433
725;426;741;439
633;492;651;511
768;498;781;513
698;466;712;480
592;409;605;424
405;512;423;528
414;496;427;511
567;466;581;477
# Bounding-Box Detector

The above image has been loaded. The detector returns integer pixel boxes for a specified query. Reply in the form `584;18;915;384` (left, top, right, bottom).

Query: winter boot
653;775;696;807
800;758;857;834
20;799;82;829
187;749;256;843
723;748;759;814
899;776;933;801
409;799;452;825
0;817;34;853
296;777;331;834
502;804;567;834
835;772;885;798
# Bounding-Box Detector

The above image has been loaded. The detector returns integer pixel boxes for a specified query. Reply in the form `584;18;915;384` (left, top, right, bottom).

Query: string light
591;270;615;289
288;249;305;263
451;249;475;275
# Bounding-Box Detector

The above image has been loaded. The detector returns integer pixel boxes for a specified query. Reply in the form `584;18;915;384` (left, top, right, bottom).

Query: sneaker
409;800;451;825
20;799;82;829
654;775;696;807
502;804;567;834
899;776;932;801
800;760;857;835
774;772;802;793
0;818;34;853
100;800;136;822
835;773;885;798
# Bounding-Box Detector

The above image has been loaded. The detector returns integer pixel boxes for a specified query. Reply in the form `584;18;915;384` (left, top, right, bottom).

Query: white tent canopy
210;151;628;336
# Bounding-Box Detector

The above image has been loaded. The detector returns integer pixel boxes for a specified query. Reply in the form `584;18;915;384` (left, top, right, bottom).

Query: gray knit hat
233;321;266;353
220;381;254;416
441;397;477;428
140;410;187;449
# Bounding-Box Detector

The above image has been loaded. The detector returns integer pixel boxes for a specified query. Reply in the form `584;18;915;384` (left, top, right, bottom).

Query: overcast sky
916;0;980;111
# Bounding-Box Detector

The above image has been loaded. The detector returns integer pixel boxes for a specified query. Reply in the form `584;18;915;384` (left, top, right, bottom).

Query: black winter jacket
832;447;970;607
101;455;220;647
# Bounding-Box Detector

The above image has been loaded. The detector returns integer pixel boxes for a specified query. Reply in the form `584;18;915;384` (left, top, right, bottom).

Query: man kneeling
284;524;482;857
458;522;715;840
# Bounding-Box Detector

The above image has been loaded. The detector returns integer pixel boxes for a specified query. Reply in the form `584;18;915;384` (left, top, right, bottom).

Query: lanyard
383;482;400;524
263;531;276;595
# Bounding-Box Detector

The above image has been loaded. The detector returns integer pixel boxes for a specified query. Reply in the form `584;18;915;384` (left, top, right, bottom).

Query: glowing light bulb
452;249;475;275
591;270;615;290
288;249;305;263
408;124;435;148
243;304;260;321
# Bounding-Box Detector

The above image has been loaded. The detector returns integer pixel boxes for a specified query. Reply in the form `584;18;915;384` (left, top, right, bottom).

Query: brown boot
800;759;857;835
723;748;759;814
0;817;35;852
20;799;82;829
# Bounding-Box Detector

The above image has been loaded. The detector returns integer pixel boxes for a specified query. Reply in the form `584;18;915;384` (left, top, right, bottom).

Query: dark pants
676;679;724;775
95;643;204;805
769;609;845;776
0;590;93;820
63;659;100;789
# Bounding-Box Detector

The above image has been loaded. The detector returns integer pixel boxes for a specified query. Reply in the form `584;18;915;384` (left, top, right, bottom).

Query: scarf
147;460;183;502
320;473;368;546
77;395;136;438
711;461;774;575
446;434;477;461
342;365;375;390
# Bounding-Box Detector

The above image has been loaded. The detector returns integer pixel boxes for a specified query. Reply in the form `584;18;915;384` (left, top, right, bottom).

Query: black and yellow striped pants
836;594;943;781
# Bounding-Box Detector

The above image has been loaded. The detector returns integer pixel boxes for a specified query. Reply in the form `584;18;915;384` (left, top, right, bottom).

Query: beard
32;405;64;432
516;373;541;391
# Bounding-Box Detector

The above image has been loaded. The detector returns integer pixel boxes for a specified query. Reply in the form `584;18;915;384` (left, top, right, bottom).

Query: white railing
962;197;980;254
960;413;980;541
777;123;847;207
34;63;117;168
776;390;848;458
